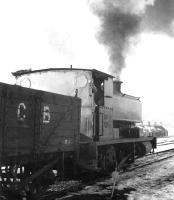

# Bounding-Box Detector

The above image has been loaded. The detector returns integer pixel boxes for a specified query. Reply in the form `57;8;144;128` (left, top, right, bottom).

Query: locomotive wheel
25;167;56;195
105;146;117;172
98;146;117;172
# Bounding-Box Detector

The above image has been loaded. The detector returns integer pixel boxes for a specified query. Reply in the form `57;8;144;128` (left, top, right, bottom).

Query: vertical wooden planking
1;86;7;160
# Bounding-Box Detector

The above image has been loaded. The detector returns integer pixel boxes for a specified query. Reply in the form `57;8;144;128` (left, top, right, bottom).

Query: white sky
122;33;174;133
0;0;174;134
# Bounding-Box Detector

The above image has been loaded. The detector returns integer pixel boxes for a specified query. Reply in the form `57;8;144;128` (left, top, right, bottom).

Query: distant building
138;122;168;137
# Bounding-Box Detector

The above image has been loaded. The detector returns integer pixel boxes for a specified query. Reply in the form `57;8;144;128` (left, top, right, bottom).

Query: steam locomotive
0;68;156;193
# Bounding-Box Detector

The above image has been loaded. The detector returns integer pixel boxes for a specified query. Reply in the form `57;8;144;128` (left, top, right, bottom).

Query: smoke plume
97;8;141;75
143;0;174;36
91;0;155;75
90;0;174;76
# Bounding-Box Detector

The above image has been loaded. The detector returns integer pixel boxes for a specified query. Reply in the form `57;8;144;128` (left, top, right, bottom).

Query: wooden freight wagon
0;82;81;190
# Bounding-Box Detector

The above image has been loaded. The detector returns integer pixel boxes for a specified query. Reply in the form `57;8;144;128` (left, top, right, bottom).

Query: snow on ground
156;136;174;152
117;157;174;200
70;137;174;200
78;156;174;200
112;137;174;199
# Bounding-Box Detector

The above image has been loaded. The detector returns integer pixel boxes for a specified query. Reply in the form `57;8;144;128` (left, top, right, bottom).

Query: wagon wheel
0;164;18;190
105;146;117;172
23;166;56;198
0;166;6;190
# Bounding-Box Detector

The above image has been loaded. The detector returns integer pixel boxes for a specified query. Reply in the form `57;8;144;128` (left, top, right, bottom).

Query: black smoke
91;0;174;76
143;0;174;36
96;7;141;75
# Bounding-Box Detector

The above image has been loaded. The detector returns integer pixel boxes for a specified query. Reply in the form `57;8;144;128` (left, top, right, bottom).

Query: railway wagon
0;82;81;190
13;68;157;171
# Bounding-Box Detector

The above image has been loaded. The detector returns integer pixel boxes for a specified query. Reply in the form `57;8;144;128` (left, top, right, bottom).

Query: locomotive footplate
96;137;156;147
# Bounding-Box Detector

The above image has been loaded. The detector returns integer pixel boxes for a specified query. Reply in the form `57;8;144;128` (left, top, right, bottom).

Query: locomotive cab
92;71;143;142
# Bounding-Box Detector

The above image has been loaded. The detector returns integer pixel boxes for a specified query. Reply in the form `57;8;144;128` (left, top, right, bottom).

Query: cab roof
12;68;114;79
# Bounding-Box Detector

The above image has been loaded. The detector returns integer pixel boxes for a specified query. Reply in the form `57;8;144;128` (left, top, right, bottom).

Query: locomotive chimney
113;79;122;94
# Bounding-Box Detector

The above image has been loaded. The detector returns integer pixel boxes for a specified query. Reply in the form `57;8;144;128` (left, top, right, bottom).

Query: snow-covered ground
75;158;174;200
156;136;174;152
62;137;174;200
116;156;174;199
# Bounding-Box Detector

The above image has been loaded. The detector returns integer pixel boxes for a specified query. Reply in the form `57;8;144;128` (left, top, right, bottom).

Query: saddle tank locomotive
0;68;156;193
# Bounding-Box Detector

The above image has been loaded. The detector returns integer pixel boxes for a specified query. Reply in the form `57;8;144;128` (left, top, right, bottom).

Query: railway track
157;138;174;145
126;147;174;172
157;141;174;146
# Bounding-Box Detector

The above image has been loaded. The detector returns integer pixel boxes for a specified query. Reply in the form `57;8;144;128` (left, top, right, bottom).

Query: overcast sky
0;0;174;133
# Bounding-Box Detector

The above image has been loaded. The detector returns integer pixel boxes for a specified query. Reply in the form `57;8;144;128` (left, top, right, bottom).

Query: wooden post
61;152;65;179
133;142;135;162
111;167;119;199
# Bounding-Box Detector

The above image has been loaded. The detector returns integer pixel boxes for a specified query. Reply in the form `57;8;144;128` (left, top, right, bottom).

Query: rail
126;148;174;172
